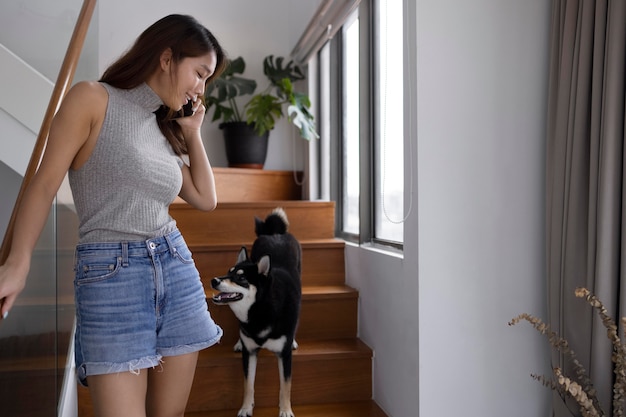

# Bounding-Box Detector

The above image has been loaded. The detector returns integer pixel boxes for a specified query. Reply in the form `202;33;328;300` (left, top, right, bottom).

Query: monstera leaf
263;55;305;88
288;92;318;141
206;57;257;122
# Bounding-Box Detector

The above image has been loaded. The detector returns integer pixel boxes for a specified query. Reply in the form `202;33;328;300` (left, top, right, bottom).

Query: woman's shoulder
58;81;108;119
66;80;107;102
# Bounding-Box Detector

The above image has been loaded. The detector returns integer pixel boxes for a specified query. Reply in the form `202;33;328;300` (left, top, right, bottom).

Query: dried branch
510;287;626;416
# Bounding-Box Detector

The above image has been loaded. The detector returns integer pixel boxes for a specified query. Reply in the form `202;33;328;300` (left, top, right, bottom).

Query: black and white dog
211;208;302;417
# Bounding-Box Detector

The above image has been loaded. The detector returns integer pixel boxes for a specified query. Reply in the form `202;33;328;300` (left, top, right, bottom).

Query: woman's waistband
75;228;186;258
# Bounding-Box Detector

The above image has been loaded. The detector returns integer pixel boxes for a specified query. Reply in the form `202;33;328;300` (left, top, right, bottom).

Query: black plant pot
220;122;269;169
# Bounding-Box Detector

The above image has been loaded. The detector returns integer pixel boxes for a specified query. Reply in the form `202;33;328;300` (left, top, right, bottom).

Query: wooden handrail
0;0;97;264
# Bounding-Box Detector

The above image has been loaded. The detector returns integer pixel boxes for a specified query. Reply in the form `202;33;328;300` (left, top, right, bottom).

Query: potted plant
205;55;318;168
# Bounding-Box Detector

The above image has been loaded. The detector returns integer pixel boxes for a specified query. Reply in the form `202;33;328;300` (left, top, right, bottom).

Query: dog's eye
234;275;249;287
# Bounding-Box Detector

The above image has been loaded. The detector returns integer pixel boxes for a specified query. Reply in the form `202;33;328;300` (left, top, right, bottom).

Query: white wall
98;0;321;171
346;1;553;416
0;45;53;176
0;0;84;82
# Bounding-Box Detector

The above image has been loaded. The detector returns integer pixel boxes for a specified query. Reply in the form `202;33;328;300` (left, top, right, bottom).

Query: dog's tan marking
278;359;294;417
239;354;257;417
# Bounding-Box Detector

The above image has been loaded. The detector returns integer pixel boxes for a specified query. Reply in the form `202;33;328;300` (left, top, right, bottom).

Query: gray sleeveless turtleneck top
68;82;183;244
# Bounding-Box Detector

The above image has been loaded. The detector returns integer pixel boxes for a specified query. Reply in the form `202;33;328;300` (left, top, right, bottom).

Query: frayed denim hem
77;355;163;387
158;326;223;357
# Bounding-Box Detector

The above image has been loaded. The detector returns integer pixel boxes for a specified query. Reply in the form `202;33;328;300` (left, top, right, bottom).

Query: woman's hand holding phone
176;98;205;134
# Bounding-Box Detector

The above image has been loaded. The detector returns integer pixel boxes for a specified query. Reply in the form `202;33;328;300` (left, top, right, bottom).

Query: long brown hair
100;14;227;155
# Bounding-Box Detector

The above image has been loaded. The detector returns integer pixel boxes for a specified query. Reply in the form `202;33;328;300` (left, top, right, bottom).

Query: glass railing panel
0;0;98;415
0;207;58;417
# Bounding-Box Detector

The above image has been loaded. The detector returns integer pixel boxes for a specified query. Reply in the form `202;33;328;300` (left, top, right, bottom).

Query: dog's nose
211;277;221;289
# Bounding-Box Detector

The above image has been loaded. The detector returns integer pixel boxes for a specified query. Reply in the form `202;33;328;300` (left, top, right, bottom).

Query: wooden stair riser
209;295;358;345
194;242;346;287
211;168;303;202
187;353;373;411
170;202;336;245
185;401;389;417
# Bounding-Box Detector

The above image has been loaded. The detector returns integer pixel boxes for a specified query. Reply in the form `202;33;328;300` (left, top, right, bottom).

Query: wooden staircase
78;168;387;417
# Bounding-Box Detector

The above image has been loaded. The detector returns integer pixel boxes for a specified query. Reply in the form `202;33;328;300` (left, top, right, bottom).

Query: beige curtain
546;0;626;416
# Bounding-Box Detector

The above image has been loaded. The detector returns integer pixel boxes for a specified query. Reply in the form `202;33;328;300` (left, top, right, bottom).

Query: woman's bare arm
177;102;218;211
0;81;106;317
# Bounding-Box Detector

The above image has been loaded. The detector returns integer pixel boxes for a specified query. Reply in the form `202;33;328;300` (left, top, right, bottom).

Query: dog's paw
279;409;294;417
292;340;298;350
237;405;253;417
234;339;243;352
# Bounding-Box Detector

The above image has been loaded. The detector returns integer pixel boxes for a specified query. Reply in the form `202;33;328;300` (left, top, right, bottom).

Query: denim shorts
73;229;222;386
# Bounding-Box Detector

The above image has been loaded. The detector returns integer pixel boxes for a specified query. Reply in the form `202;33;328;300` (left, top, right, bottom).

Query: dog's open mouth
212;292;243;304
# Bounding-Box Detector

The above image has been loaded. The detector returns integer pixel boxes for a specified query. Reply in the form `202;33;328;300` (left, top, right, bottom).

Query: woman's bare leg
146;351;199;417
88;371;148;417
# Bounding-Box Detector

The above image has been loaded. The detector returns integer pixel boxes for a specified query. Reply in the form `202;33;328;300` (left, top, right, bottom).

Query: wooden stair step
199;338;373;364
186;400;388;417
171;201;336;244
195;239;346;288
187;339;374;412
208;285;359;344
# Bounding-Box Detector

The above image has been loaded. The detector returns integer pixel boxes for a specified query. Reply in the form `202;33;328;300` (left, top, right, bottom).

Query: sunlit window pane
342;15;360;235
375;0;403;243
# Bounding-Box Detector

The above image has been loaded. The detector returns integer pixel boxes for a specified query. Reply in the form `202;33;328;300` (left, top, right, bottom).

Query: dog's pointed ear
237;247;249;263
257;255;271;276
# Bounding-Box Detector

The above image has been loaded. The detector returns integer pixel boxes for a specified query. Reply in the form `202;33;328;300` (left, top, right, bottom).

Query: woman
0;14;226;416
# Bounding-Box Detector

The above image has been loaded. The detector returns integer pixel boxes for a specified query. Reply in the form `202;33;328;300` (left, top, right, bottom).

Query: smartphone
181;100;194;117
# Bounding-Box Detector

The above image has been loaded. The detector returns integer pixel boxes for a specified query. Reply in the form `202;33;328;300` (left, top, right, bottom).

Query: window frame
371;0;405;248
314;0;407;252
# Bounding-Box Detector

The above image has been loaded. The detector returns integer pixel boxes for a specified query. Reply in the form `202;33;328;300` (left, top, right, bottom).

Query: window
374;0;404;244
342;13;360;236
308;0;409;248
